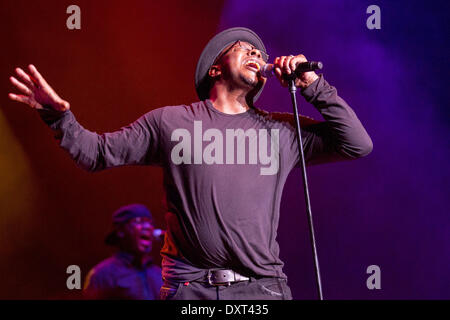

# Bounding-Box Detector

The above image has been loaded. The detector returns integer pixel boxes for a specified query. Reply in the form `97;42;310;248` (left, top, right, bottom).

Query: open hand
8;64;70;112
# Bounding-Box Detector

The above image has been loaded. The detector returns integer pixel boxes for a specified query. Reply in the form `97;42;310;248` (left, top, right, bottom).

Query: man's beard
239;72;259;87
221;68;261;95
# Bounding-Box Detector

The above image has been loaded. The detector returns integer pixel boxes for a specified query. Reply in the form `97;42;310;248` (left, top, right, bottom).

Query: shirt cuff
37;106;73;130
300;74;325;102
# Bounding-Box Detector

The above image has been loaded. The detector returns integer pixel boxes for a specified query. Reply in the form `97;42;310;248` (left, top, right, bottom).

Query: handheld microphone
153;229;166;241
261;61;323;78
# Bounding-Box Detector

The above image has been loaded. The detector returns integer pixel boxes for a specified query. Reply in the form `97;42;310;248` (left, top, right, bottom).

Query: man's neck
209;83;251;114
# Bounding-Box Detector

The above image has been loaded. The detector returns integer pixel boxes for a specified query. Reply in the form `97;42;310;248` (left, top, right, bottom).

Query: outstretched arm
8;65;162;171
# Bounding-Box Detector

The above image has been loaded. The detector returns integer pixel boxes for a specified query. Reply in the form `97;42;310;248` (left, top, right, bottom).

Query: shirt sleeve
37;106;163;172
293;74;373;166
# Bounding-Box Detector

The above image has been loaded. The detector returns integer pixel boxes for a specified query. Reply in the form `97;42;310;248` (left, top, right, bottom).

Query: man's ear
208;65;221;79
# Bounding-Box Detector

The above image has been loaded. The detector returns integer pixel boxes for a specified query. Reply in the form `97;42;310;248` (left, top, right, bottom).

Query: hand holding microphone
261;54;322;89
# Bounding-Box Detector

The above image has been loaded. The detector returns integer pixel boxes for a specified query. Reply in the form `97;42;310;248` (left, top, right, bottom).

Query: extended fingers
9;93;32;107
9;93;22;102
28;64;49;88
9;76;32;96
8;93;42;109
15;67;35;88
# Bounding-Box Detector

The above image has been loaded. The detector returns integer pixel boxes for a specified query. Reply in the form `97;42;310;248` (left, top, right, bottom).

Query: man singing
8;27;372;300
83;204;163;300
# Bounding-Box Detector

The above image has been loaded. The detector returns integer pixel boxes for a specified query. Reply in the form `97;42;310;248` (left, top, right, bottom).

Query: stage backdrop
0;0;448;299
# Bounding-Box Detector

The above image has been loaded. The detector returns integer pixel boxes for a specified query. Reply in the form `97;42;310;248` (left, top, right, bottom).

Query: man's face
118;217;154;255
213;40;267;90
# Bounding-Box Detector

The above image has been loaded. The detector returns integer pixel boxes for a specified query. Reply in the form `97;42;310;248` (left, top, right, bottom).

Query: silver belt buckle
207;269;231;286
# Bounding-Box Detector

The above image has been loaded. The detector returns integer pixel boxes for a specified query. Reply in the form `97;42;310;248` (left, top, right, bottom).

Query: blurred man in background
83;204;163;300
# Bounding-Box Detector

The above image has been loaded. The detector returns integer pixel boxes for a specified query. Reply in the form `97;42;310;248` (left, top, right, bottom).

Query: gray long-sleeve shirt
39;75;372;282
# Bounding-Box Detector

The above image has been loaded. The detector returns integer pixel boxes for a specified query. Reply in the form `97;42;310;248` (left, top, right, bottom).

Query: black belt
206;269;250;286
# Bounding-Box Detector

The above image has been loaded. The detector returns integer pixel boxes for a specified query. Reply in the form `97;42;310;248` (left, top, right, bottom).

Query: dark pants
160;277;292;300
